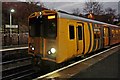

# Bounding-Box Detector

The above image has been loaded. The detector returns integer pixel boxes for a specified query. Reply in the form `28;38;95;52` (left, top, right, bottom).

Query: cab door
76;23;84;56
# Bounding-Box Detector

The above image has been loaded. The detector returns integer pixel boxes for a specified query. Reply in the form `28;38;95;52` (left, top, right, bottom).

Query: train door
76;23;84;55
103;27;110;47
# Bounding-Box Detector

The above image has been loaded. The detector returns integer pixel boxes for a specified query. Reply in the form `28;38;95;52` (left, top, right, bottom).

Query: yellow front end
28;10;58;63
28;37;57;62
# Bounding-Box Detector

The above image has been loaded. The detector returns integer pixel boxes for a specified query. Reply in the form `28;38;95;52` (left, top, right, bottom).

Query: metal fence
1;25;28;46
2;33;28;46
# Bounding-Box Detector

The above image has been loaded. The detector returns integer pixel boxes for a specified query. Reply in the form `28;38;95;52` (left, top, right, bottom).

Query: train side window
114;29;116;37
111;30;113;37
112;29;115;37
78;26;82;40
119;30;120;35
116;30;118;37
94;28;100;39
69;25;75;39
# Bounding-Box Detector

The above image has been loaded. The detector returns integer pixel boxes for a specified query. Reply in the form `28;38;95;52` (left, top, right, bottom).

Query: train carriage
28;10;120;64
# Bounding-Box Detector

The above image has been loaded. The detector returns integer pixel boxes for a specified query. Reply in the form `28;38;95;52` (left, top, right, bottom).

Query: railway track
1;46;50;80
2;63;33;80
1;47;37;80
2;56;35;79
2;47;28;62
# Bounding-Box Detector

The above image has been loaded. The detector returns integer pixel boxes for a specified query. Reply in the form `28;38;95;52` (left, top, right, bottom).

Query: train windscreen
29;14;57;39
29;16;43;37
43;14;57;39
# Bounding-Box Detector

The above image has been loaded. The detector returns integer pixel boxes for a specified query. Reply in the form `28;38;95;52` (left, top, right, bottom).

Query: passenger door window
78;26;82;40
69;25;75;39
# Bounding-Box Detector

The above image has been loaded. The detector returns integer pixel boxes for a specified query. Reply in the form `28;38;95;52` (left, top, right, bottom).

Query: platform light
10;9;15;13
10;9;15;38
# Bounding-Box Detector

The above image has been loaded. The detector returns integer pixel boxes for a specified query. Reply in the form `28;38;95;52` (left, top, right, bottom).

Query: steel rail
0;57;31;65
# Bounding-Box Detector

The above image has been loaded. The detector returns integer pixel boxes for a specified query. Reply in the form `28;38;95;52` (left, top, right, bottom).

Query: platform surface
71;49;120;79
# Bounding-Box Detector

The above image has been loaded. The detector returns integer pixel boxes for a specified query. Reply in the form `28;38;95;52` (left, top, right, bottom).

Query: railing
2;33;28;46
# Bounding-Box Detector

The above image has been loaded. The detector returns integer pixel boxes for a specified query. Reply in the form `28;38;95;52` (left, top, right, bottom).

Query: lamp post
10;9;15;37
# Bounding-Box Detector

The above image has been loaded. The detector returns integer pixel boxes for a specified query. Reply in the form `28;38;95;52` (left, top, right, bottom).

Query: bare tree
83;2;104;15
118;13;120;21
104;7;117;24
72;8;81;16
105;7;116;15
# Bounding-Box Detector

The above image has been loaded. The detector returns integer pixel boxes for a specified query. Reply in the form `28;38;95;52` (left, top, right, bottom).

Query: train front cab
28;10;58;64
28;11;85;64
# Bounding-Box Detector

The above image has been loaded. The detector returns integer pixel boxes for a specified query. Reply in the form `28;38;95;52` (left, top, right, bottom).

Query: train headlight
32;47;35;51
29;44;35;51
47;48;56;55
48;51;51;54
50;48;56;54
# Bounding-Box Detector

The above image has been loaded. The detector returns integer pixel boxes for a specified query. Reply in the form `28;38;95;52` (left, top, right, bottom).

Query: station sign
5;25;18;28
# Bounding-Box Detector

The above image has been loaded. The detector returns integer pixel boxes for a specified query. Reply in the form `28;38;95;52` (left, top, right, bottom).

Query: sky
17;0;120;2
1;0;120;14
43;2;119;14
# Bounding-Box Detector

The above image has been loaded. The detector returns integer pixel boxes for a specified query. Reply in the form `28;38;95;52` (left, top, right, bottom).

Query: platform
2;44;28;49
71;49;120;79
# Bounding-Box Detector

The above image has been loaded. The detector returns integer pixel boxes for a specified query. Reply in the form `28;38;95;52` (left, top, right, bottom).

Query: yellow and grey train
28;10;120;64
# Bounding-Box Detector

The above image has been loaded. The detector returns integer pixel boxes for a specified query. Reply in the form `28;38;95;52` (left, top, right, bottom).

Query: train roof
57;11;119;28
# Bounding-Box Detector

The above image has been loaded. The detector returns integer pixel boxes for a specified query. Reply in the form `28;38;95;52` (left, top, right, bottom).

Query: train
28;10;120;65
